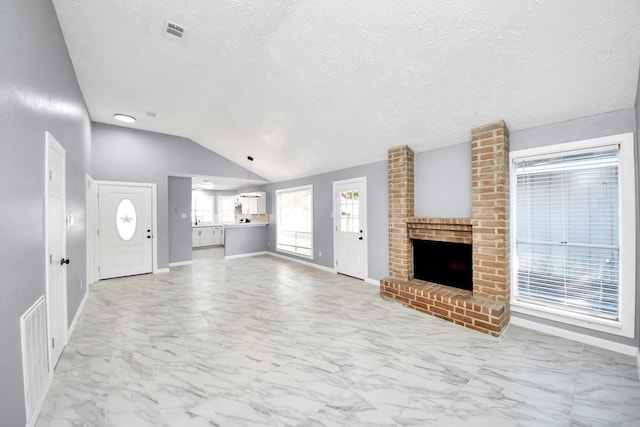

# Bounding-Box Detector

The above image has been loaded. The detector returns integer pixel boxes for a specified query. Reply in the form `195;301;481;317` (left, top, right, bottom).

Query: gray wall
92;123;263;268
509;108;636;151
168;177;192;264
0;0;91;425
259;160;389;281
415;142;472;218
224;226;268;257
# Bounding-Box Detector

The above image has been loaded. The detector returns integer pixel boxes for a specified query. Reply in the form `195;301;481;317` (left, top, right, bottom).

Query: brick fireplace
381;121;510;336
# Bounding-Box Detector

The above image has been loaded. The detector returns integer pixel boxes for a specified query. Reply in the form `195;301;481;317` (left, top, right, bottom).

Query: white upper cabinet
239;192;266;214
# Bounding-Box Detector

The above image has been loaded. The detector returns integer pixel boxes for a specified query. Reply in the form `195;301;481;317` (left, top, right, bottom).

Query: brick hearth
381;121;511;336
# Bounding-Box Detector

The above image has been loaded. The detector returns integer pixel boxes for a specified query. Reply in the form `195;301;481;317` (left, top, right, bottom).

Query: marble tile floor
36;247;640;426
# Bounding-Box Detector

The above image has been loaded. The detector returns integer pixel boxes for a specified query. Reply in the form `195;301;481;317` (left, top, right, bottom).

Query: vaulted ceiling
52;0;640;182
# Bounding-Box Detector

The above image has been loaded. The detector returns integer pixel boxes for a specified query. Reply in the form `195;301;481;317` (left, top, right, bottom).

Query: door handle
60;258;70;265
358;236;363;240
147;235;151;239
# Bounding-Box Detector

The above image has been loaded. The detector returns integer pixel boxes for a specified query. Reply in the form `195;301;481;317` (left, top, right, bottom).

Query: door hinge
98;266;100;273
335;260;338;266
49;254;53;264
49;170;52;181
51;337;55;348
97;229;100;236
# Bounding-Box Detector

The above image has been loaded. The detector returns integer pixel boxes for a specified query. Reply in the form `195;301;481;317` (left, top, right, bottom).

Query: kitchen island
223;223;268;258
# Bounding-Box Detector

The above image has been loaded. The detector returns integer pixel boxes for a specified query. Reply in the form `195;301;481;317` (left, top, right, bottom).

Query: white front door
98;184;153;279
46;132;68;368
334;178;367;279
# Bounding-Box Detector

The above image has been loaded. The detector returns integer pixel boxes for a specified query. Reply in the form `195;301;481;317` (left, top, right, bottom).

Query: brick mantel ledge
407;217;473;244
407;217;472;225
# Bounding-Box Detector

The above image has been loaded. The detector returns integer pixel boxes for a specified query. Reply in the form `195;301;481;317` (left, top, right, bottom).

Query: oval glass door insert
116;198;137;241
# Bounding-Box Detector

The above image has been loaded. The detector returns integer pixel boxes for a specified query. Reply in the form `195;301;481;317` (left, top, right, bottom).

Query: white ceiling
52;0;640;183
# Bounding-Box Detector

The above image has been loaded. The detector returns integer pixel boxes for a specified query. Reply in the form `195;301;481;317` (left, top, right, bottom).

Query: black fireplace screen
413;239;472;291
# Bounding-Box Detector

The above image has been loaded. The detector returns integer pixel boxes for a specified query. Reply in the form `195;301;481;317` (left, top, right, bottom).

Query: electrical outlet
80;280;84;289
318;251;322;257
267;241;270;247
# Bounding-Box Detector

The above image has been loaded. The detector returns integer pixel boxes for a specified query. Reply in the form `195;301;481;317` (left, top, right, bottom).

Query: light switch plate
181;213;187;219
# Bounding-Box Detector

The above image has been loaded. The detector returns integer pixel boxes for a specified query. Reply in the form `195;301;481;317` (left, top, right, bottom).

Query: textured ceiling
52;0;640;183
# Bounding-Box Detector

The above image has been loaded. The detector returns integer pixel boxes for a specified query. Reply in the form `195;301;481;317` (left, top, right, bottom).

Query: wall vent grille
165;22;185;39
21;296;49;423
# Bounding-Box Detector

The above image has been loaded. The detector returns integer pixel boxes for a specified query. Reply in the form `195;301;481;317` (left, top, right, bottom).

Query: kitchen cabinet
213;226;224;245
239;192;266;214
192;226;224;247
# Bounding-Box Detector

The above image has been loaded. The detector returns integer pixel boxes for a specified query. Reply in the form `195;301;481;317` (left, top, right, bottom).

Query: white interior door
46;132;68;369
98;184;153;279
334;178;367;279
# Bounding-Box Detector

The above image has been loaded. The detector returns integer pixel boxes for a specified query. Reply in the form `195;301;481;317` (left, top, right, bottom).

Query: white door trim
95;180;159;274
44;132;68;370
333;176;368;280
85;174;99;285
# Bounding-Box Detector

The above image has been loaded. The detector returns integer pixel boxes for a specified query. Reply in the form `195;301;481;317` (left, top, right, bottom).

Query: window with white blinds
510;133;635;338
514;149;619;318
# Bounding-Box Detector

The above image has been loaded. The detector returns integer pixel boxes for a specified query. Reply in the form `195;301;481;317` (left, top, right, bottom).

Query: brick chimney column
388;146;415;280
471;121;510;303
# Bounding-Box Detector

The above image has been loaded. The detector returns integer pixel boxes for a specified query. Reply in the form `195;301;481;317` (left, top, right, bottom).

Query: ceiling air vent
165;21;185;39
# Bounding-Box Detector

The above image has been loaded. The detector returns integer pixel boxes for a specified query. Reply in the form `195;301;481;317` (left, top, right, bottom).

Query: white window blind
514;148;620;320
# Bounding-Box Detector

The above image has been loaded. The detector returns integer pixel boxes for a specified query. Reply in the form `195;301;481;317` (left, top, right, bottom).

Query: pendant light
239;155;262;198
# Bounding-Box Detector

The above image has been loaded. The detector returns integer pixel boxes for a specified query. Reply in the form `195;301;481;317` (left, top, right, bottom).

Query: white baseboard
66;286;88;344
225;251;269;260
155;268;170;274
365;278;380;286
266;251;336;273
510;316;639;357
168;260;193;267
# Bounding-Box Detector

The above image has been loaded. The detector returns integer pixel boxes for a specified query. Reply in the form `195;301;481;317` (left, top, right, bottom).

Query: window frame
509;133;636;338
217;195;237;224
275;185;313;259
191;194;214;225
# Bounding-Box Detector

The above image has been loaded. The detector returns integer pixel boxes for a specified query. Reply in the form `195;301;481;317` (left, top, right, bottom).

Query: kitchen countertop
223;223;268;229
192;224;223;228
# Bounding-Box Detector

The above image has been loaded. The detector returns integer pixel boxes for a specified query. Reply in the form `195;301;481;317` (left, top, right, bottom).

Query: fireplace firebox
413;239;472;291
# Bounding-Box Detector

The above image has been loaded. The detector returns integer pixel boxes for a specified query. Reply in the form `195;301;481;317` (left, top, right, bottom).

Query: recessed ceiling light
114;114;136;123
